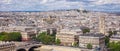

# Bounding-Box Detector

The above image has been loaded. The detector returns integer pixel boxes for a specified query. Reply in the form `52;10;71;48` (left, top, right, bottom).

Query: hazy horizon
0;0;120;12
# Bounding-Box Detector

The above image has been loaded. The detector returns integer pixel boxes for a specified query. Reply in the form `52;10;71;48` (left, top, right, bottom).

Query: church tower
99;16;106;34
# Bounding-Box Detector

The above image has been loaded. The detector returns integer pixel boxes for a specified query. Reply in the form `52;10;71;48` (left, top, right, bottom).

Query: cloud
41;0;84;10
93;0;120;5
40;0;57;4
0;0;12;4
0;0;120;12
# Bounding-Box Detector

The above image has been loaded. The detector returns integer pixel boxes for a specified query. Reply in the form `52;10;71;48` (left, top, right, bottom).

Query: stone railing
0;41;15;51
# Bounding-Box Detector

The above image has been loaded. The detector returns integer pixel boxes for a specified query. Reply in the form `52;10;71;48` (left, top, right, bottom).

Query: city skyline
0;5;120;51
0;0;120;12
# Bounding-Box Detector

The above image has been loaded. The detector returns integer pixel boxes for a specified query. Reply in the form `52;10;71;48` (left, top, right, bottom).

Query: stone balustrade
0;41;15;51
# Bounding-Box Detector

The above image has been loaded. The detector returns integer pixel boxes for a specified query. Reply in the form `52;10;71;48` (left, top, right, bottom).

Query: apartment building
110;34;120;42
56;27;82;46
79;33;105;51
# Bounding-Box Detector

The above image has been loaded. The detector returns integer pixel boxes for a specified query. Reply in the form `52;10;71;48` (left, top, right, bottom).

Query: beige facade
99;16;106;35
0;26;37;41
56;33;76;46
56;28;82;46
79;33;105;51
0;42;15;51
110;38;120;43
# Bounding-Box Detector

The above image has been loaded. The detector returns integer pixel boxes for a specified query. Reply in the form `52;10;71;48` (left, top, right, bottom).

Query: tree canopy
108;31;117;37
72;42;79;47
82;28;90;34
87;43;93;49
108;42;120;51
105;36;110;46
55;38;61;45
36;32;55;45
0;32;22;41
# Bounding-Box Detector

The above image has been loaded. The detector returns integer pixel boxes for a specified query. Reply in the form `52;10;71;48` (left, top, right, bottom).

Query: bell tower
99;16;106;34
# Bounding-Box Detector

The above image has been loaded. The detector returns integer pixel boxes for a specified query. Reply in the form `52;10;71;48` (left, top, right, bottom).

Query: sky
0;0;120;12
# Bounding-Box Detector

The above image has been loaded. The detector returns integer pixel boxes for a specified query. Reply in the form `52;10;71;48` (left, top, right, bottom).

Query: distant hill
0;9;120;16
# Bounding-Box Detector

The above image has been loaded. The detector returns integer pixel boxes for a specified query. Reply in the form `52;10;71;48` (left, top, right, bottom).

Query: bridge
15;42;42;51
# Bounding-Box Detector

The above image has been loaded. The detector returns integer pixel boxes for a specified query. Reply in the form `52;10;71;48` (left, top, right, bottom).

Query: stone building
0;26;37;41
79;33;105;51
16;26;37;41
56;28;82;46
99;16;106;35
110;34;120;42
0;41;15;51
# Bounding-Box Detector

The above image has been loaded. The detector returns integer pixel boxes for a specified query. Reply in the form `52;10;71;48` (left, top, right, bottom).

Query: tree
31;36;37;41
105;36;110;46
55;38;61;45
108;31;117;37
43;35;55;44
76;9;80;12
0;32;8;35
82;10;88;13
0;32;8;41
36;32;55;44
108;42;120;51
108;31;114;37
1;34;10;41
72;42;78;47
0;32;22;41
36;32;47;42
82;28;90;34
87;43;92;49
9;32;22;41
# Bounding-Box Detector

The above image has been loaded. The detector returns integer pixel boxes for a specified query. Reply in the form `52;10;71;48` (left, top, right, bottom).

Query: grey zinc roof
80;33;105;37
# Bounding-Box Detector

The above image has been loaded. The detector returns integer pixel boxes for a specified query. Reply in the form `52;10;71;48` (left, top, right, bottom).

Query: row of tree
0;32;22;41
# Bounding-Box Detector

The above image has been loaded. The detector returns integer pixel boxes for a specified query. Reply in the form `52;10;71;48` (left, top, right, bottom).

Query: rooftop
111;34;120;39
80;33;105;37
